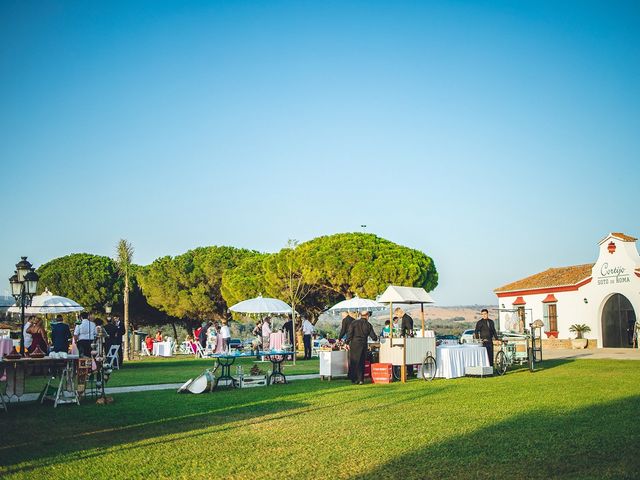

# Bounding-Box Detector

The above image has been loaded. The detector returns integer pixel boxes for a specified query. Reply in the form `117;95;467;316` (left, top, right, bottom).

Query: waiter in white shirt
74;312;96;357
301;318;315;360
220;320;231;351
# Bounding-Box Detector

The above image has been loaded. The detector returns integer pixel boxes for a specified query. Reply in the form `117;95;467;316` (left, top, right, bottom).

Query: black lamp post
9;256;39;356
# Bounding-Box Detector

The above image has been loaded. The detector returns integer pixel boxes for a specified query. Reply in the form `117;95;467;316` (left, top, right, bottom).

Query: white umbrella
7;288;84;315
229;295;292;315
328;295;385;313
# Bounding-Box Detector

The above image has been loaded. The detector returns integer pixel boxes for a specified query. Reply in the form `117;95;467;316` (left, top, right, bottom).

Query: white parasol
229;295;293;315
328;295;385;313
7;288;84;315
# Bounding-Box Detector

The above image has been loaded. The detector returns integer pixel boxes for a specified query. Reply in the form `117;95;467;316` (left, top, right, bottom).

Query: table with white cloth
269;332;285;350
435;344;490;379
0;338;13;357
152;341;173;357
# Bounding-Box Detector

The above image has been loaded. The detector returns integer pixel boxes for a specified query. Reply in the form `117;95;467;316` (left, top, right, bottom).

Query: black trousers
303;334;312;359
483;340;494;366
349;340;367;383
77;339;93;357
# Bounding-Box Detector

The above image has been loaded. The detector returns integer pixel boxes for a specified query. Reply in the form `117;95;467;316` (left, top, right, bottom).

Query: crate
371;363;393;384
465;366;494;377
240;375;268;388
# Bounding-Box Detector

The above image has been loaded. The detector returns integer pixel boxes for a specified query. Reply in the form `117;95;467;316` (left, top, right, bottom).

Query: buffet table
153;341;173;357
0;356;81;408
435;345;490;379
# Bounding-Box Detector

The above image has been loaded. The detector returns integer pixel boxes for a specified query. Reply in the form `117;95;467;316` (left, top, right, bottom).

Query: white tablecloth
436;345;490;379
153;341;173;357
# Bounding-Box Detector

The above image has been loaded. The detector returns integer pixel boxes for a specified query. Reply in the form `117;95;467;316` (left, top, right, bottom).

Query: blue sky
1;1;638;305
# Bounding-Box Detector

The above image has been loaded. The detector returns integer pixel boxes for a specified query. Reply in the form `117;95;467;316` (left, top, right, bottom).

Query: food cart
377;285;436;382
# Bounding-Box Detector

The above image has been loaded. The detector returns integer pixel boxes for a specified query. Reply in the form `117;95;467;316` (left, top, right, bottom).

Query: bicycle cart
494;333;534;375
377;285;437;383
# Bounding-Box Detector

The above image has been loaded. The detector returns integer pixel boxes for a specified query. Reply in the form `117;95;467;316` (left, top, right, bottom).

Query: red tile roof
494;264;594;293
611;232;637;242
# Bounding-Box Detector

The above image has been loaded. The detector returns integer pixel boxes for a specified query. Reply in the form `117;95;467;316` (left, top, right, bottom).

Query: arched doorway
601;294;636;348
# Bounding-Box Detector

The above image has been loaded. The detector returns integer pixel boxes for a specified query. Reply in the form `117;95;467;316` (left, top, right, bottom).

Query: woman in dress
27;317;49;354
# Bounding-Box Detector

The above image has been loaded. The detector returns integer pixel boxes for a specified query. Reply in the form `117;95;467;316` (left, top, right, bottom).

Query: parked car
459;329;476;344
228;338;243;350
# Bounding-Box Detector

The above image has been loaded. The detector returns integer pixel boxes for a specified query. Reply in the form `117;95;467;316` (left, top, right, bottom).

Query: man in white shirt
261;317;272;352
220;320;231;351
23;316;34;352
74;312;96;357
301;318;315;360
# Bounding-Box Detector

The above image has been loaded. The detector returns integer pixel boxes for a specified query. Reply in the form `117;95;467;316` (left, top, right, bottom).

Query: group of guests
338;308;415;384
144;330;166;353
251;315;316;359
187;319;231;353
21;312;125;364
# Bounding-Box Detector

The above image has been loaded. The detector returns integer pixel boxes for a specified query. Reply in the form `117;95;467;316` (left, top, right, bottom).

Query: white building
494;232;639;348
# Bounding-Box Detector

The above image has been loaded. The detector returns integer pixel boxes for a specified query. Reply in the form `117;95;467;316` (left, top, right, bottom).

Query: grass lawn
2;359;639;479
20;355;320;392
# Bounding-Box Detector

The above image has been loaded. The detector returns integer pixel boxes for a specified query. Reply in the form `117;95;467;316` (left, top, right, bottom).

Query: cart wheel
495;351;507;376
392;366;401;381
421;355;436;381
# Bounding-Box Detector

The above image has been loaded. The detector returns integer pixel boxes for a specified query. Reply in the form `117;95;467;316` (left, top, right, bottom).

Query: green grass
2;359;639;479
20;355;320;392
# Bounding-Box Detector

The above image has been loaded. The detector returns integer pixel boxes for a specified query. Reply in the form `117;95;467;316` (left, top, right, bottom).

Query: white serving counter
378;337;436;365
319;350;348;380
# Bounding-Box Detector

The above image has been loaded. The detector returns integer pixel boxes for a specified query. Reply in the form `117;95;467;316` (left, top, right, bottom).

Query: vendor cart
319;349;348;380
377;285;437;382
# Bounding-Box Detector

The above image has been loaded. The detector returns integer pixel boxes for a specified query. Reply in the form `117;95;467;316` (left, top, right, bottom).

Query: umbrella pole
421;303;425;337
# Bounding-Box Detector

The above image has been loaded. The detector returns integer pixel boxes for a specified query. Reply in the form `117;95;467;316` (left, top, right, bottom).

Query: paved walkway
542;347;640;360
5;373;321;403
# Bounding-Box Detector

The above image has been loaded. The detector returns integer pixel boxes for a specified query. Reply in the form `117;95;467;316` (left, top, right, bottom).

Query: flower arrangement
250;364;265;376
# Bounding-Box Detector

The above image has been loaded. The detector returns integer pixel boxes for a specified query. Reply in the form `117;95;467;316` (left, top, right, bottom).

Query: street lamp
104;303;112;315
9;257;39;356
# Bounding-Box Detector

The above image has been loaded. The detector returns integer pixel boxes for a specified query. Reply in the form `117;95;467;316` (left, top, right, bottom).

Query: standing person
301;318;315;360
51;314;72;353
198;322;209;350
339;311;355;340
474;308;499;366
112;315;125;366
381;320;391;337
346;312;378;385
220;319;231;351
282;315;294;345
262;317;272;351
395;308;414;337
74;312;96;357
23;316;34;353
27;318;48;354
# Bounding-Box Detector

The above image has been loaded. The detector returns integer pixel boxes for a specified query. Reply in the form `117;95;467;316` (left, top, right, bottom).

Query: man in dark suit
282;315;294;345
112;315;126;366
339;311;356;381
339;311;355;339
346;312;378;385
474;308;499;366
395;308;414;337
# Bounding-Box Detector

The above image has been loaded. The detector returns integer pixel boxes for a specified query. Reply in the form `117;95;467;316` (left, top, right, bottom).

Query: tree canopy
137;246;261;321
221;233;438;322
36;253;121;312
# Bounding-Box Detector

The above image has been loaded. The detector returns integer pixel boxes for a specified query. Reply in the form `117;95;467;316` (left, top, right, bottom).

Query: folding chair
105;345;120;370
195;343;207;358
141;344;152;356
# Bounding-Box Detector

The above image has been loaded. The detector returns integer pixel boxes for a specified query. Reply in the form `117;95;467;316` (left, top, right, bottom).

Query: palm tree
116;239;134;360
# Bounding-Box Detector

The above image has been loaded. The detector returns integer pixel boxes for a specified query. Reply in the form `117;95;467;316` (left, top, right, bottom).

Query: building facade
494;232;639;348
